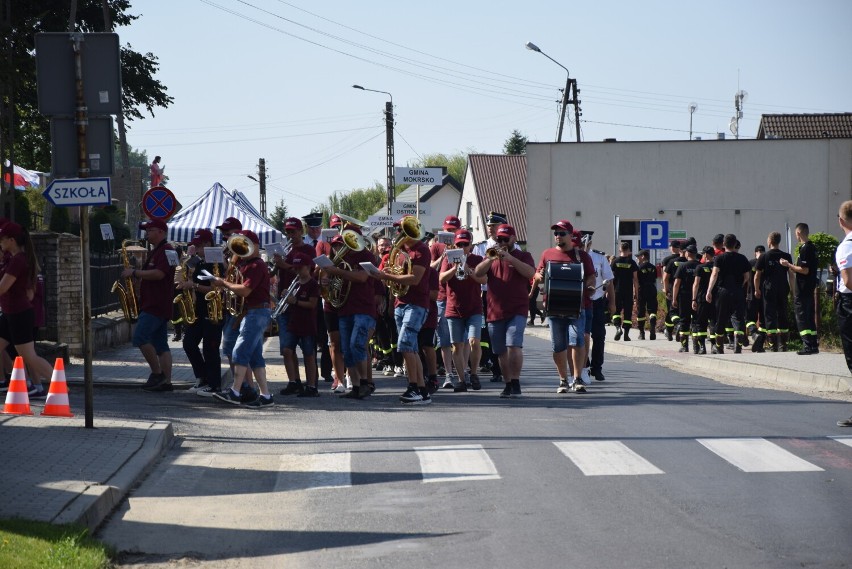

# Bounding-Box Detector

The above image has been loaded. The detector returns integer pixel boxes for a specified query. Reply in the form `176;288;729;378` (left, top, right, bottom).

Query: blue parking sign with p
640;220;669;249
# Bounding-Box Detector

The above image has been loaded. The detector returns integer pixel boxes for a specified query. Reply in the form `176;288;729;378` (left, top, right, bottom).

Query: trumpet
271;279;300;319
385;215;424;297
112;239;140;322
455;254;468;280
486;245;506;260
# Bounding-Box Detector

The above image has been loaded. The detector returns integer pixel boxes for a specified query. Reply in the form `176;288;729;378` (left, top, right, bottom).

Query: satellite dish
729;117;738;135
689;103;698;113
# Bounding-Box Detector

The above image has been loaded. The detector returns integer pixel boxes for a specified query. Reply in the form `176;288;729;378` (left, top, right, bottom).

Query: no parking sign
142;186;178;220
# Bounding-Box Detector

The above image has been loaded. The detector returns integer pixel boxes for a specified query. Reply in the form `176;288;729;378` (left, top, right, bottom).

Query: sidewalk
2;329;850;535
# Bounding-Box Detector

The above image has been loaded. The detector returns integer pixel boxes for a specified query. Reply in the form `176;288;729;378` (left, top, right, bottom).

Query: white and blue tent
159;183;283;247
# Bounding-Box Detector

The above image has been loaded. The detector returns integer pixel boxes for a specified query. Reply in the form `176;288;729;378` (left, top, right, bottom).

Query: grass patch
0;519;113;569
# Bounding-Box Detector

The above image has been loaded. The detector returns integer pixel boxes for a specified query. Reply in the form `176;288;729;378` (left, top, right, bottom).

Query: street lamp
688;103;697;140
526;42;578;142
353;84;395;214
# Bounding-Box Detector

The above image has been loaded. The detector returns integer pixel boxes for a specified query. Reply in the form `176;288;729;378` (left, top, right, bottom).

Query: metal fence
91;252;122;316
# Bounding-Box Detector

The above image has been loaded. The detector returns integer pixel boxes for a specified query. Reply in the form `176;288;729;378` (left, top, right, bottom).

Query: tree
268;199;289;231
503;130;528;155
321;184;386;222
401;151;471;193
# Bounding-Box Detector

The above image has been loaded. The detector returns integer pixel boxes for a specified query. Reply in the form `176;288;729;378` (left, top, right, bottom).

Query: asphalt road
95;334;852;569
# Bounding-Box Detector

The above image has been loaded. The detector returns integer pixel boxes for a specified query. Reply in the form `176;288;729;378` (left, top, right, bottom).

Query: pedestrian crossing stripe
553;441;665;476
414;444;501;483
274;452;351;491
696;438;823;473
829;436;852;449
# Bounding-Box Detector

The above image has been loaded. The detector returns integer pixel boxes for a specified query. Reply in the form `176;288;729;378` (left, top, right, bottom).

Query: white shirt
588;249;613;301
836;233;852;294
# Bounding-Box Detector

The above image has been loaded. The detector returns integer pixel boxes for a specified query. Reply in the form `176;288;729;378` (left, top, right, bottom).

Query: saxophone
111;239;140;322
173;255;198;325
204;263;223;323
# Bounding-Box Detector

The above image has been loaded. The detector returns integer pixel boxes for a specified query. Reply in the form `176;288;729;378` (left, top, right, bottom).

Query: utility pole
258;158;267;218
385;101;395;214
556;79;582;143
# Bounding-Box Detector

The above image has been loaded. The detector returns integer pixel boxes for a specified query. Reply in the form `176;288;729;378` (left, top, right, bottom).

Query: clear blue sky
118;0;852;215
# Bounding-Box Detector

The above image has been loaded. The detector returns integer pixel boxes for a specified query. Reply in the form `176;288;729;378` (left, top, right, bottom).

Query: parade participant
274;217;318;395
373;216;432;405
278;252;321;397
177;229;225;397
528;279;545;325
691;246;716;354
533;221;594;393
150;155;164;188
431;215;462;387
706;234;751;354
610;241;639;341
316;215;347;392
212;230;274;407
712;233;725;257
781;223;820;355
477;223;536;397
121;219;178;391
581;231;615;382
472;211;510;383
373;236;401;377
635;249;658;341
746;245;766;341
420;265;440;393
833;201;852;427
321;232;377;399
752;232;792;353
671;244;699;352
439;229;486;392
302;212;333;383
661;240;684;341
0;222;54;399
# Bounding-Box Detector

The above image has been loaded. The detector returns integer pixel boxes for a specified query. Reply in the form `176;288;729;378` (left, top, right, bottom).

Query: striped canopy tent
157;182;283;247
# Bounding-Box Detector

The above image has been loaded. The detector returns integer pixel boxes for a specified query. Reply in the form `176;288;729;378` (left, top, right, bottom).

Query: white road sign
367;215;396;228
43;177;111;207
391;202;431;217
394;167;443;186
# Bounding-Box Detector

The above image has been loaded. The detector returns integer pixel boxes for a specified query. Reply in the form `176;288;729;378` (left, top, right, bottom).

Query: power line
137;126;381;147
130;112;379;136
393;127;424;163
581;119;754;138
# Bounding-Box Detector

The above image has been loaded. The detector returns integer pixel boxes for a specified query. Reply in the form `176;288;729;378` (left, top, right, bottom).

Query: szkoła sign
43;177;111;207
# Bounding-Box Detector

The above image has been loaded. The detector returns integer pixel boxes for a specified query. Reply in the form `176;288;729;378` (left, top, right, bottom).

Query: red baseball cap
329;214;342;228
0;222;23;240
495;224;515;238
190;229;214;247
216;217;242;232
443;215;462;231
284;217;303;231
239;229;259;245
571;229;583;246
551;220;573;233
139;219;167;232
454;229;473;244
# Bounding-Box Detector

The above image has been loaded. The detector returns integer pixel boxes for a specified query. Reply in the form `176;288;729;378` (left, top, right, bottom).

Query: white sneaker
394;366;406;378
384;366;395;376
334;382;346;393
187;380;205;394
441;376;455;389
581;368;592;386
345;373;353;391
196;386;217;397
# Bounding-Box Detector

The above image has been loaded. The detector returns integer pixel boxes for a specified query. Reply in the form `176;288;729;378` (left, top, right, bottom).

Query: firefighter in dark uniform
746;245;765;342
707;234;751;354
691;246;716;354
635;249;658;340
610;241;639;341
752;232;792;353
671;244;699;352
663;242;687;341
781;222;820;355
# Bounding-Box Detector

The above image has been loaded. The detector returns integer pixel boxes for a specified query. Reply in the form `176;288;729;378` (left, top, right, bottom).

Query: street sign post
640;220;669;249
43;177;112;207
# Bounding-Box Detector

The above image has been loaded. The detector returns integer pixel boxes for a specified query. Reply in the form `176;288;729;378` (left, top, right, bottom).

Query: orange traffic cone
2;356;33;416
42;358;73;418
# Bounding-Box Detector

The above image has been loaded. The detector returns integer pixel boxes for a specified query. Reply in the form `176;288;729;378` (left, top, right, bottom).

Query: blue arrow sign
43;177;111;207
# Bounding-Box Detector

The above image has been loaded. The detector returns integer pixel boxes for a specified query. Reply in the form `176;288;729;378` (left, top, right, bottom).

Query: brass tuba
223;234;255;316
385;215;424;297
324;228;366;309
173;255;198;325
111;239;140;322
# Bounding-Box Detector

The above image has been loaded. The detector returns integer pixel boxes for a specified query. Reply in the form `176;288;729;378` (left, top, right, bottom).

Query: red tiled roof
468;154;528;241
756;113;852;139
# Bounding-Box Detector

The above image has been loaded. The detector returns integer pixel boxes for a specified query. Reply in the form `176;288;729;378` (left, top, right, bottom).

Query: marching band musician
580;231;615;383
177;229;225;397
533;220;595;394
215;217;245;389
373;216;433;405
373;236;403;377
316;214;347;393
302;212;334;383
212;230;275;408
474;223;535;398
321;229;378;400
279;252;321;397
274;217;318;396
122;219;177;393
439;228;486;392
431;215;462;388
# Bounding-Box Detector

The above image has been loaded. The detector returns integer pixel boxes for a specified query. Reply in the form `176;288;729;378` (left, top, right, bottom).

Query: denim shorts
221;312;239;359
435;300;451;348
232;307;271;369
277;312;295;353
549;312;586;352
132;311;170;354
395;304;427;353
448;314;483;344
282;334;317;357
487;315;526;355
338;314;376;367
584;306;594;334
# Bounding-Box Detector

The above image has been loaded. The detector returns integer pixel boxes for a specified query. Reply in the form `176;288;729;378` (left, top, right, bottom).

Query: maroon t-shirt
338;248;378;318
423;267;439;329
140;242;177;320
395;240;432;309
537;247;596;309
240;257;271;307
485;250;535;321
316;240;337;314
442;254;484;319
278;242;315;295
0;252;32;315
287;277;319;337
430;242;448;302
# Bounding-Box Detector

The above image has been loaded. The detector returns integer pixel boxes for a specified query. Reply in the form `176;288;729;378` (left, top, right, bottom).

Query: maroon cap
289;251;314;269
190;229;214;246
0;221;23;240
571;229;583;246
329;214;342;228
330;234;344;245
140;219;168;232
454;229;473;244
216;216;242;232
496;224;515;238
284;217;303;231
238;229;259;245
443;215;462;231
551;220;573;233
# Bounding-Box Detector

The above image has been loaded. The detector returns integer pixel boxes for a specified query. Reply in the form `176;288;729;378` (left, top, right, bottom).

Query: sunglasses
553;231;568;237
456;241;470;247
496;237;510;243
284;228;298;234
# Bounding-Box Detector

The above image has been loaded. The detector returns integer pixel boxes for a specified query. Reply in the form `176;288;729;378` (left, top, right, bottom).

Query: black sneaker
649;329;656;340
837;416;852;427
340;386;367;399
573;381;586;393
797;346;819;355
142;374;173;392
279;382;305;395
499;384;512;398
213;389;242;405
593;370;605;382
297;386;320;398
510;380;522;398
453;382;468;392
245;394;275;409
734;343;742;354
614;328;623;341
428;379;439;394
400;386;423;403
143;372;164;389
411;392;432;406
29;386;48;400
490;373;503;383
469;374;481;390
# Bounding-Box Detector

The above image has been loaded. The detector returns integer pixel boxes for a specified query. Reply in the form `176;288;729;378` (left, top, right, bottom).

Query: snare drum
544;261;584;318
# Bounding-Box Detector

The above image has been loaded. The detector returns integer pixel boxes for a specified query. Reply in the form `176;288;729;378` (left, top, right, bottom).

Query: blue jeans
221;312;239;359
132;311;169;354
232;307;271;369
448;314;483;344
338;314;376;367
549;312;586;352
487;315;527;355
277;312;295;353
435;300;451;348
395;304;427;353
